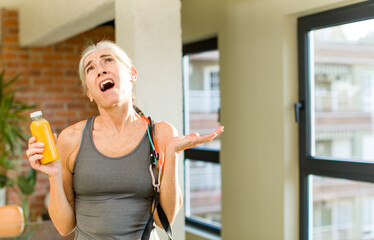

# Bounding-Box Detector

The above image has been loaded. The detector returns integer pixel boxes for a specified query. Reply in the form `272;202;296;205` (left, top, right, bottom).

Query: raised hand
169;126;224;153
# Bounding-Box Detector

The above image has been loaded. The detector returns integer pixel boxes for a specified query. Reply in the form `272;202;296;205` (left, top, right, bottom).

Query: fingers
53;133;57;143
212;126;224;135
195;126;224;143
28;136;36;145
171;126;224;152
186;132;200;138
29;153;43;169
188;126;224;147
26;136;45;169
26;143;44;156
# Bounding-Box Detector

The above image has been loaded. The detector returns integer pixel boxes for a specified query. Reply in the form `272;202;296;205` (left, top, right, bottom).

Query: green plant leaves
0;70;36;171
17;168;37;195
0;174;10;188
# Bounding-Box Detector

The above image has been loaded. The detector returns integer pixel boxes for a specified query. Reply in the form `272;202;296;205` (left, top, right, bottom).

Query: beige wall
181;0;219;44
18;0;114;46
0;0;21;10
182;0;363;239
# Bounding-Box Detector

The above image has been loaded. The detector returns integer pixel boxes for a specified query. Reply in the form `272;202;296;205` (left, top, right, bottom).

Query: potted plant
0;70;37;221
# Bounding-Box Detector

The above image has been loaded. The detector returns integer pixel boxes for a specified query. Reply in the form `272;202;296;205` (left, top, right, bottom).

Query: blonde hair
78;40;133;93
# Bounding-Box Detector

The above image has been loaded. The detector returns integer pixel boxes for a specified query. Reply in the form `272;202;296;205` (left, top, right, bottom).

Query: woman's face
83;48;134;108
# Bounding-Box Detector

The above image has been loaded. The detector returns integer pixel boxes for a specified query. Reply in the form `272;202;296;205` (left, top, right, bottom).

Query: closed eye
86;66;94;73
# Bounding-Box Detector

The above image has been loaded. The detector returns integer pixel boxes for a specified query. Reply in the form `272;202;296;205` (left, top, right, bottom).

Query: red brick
44;87;64;93
31;96;55;102
80;111;97;118
24;69;41;76
19;53;29;60
3;19;18;26
56;78;77;85
3;35;18;43
34;78;52;85
65;37;85;45
43;53;63;61
67;87;82;93
5;11;17;17
6;61;29;68
54;95;76;101
3;45;18;51
56;111;76;117
67;103;86;109
3;70;18;77
65;54;80;61
66;69;78;76
43;70;64;77
13;78;29;86
49;120;65;126
31;46;53;52
15;96;31;102
6;27;18;35
55;46;75;52
22;87;40;93
32;62;52;68
3;52;17;58
55;62;76;68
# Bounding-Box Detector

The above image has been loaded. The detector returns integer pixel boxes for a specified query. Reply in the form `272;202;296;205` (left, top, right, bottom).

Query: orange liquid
30;118;59;164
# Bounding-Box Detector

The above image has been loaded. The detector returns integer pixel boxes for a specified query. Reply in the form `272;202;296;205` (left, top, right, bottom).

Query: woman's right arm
26;126;80;236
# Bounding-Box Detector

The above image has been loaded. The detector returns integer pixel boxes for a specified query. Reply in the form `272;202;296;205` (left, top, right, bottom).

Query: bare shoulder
154;121;178;149
155;121;178;138
57;120;87;172
58;120;86;147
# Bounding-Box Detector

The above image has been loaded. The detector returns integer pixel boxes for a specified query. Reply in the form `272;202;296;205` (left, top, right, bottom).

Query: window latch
294;101;304;123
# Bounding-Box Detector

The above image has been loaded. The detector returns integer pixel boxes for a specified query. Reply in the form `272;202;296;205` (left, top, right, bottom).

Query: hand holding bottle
27;134;61;177
27;111;61;177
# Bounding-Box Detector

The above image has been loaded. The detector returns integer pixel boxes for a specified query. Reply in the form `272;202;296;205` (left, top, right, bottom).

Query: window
183;37;221;234
298;1;374;240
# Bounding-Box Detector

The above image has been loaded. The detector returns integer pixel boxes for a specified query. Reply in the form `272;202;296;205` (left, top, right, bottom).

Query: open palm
170;126;224;153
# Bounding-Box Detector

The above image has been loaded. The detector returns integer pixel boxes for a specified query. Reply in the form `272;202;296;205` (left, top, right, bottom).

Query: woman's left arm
154;122;224;226
153;122;182;227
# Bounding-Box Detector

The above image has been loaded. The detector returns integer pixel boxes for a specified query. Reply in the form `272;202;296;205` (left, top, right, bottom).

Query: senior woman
26;40;224;240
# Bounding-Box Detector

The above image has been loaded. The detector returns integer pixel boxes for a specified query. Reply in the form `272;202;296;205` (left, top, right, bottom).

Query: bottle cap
30;110;43;119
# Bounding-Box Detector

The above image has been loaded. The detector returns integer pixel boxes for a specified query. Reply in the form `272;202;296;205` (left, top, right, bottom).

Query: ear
86;89;93;102
130;66;137;83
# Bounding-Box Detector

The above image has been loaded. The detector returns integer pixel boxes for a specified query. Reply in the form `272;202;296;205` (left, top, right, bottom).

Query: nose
97;60;108;77
97;69;107;78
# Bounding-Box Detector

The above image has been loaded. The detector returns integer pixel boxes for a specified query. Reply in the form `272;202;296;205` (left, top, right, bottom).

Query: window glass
185;159;221;227
183;50;221;150
311;19;374;161
311;175;374;240
183;48;221;228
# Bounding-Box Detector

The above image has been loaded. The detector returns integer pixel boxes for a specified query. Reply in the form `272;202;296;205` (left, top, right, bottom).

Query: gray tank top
72;117;154;240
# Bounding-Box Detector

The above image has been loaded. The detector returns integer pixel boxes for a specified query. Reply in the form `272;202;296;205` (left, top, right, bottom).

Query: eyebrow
84;54;113;72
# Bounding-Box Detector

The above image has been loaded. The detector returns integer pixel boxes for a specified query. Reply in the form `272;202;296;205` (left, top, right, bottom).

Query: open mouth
99;79;115;92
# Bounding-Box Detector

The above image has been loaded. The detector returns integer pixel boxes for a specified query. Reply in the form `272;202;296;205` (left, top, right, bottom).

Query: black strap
141;191;173;240
141;117;173;240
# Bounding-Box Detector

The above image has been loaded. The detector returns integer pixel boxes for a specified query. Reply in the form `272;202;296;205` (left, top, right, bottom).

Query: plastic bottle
30;111;59;164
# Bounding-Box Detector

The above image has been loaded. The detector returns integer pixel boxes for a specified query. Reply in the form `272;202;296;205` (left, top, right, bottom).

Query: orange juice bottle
30;111;59;164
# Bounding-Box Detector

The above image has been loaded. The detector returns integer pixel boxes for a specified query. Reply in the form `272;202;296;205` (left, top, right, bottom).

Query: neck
96;101;140;132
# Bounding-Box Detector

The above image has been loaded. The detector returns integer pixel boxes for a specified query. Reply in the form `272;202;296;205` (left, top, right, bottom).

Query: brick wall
0;9;114;221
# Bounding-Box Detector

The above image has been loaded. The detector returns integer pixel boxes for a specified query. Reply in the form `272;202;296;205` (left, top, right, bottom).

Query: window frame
298;1;374;239
182;37;221;235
